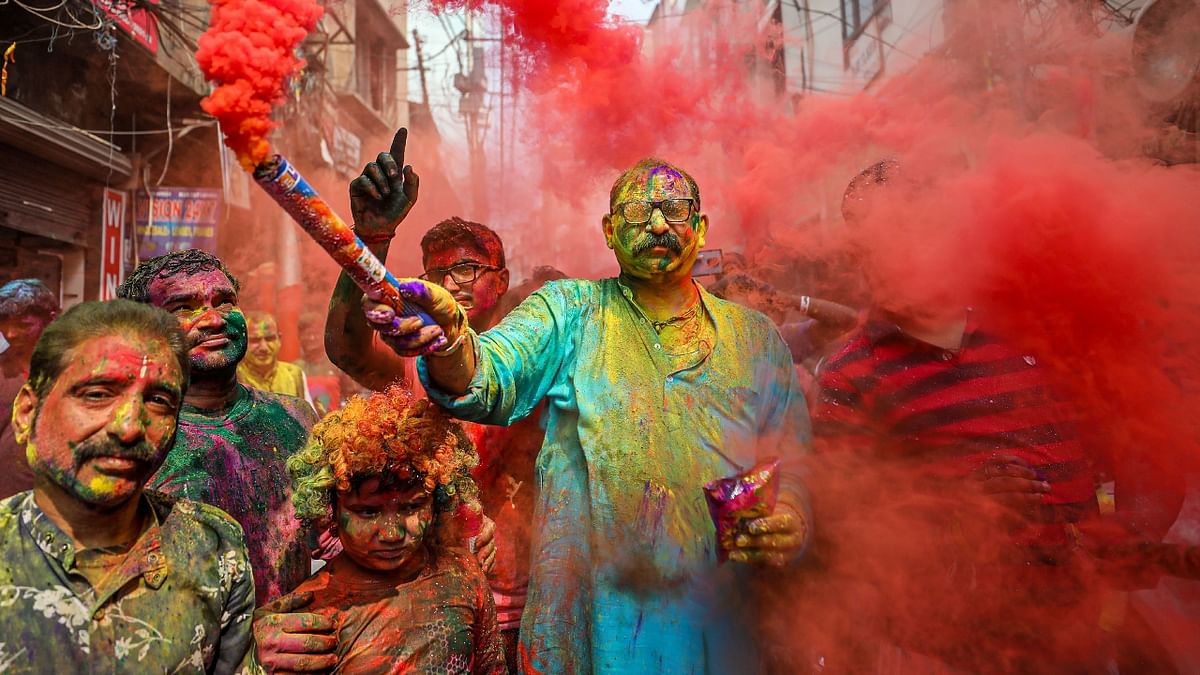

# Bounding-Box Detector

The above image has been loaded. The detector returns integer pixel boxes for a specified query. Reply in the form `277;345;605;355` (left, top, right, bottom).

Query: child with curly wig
266;386;506;674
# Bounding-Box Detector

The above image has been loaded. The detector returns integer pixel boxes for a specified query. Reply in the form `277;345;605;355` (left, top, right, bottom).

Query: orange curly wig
289;386;481;534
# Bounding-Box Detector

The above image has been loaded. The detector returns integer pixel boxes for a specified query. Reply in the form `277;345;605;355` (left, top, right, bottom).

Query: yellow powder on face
88;474;120;496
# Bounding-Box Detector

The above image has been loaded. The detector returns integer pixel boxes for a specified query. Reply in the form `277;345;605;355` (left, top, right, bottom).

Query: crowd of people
0;127;1195;674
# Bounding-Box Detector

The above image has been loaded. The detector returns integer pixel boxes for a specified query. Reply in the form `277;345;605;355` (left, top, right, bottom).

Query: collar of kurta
19;491;170;608
615;277;717;374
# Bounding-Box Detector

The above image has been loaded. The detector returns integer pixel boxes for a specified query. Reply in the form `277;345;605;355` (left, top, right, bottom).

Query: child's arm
471;560;508;675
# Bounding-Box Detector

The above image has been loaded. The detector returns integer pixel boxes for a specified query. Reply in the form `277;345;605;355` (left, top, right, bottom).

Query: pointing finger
389;128;408;167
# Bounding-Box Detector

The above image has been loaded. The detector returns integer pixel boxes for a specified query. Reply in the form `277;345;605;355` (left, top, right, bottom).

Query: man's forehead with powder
61;335;184;398
613;164;697;208
147;269;238;306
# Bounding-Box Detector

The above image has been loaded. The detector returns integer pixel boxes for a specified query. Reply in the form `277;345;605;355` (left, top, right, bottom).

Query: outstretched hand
350;127;420;238
361;279;463;357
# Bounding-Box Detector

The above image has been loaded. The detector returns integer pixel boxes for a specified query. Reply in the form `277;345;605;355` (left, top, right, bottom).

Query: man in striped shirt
808;160;1103;673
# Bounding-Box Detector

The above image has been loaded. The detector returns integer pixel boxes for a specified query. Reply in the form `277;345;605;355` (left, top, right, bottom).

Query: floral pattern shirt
0;491;256;673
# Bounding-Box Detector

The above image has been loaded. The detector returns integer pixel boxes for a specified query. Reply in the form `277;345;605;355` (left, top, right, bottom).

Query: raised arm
325;128;421;391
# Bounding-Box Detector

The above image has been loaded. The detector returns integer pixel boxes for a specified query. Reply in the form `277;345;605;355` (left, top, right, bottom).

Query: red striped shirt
812;312;1097;546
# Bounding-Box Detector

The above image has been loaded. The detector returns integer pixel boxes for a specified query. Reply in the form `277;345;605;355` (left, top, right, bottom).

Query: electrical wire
155;75;173;186
9;0;103;30
8;0;70;12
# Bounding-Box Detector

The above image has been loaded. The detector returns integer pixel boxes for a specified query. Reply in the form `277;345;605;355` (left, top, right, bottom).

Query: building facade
0;0;410;328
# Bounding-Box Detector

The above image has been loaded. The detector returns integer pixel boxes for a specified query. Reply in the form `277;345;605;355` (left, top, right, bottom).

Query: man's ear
497;268;511;296
602;214;615;249
12;384;38;447
695;213;709;248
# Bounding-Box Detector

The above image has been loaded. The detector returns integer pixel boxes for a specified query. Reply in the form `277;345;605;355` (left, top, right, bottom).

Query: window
354;11;398;117
841;0;890;42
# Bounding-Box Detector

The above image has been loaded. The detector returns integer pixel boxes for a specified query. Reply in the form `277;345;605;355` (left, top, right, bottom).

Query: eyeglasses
419;262;500;286
614;199;695;224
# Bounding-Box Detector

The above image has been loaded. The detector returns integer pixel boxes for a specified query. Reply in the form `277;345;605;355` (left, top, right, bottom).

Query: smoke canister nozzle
252;154;436;329
703;458;781;563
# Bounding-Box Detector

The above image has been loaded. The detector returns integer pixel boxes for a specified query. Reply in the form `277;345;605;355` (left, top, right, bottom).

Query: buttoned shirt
0;490;255;672
419;278;812;674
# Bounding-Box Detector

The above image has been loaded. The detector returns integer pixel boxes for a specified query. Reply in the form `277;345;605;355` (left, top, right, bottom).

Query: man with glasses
352;153;813;673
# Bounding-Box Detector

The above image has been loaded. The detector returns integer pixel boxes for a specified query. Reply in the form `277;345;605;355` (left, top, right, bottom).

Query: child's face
335;476;435;574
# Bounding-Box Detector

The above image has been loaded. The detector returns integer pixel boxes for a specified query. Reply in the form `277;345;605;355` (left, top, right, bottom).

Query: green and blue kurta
420;278;812;674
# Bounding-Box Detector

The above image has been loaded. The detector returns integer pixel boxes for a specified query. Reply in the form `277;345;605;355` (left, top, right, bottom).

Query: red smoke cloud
197;0;323;168
407;0;1200;669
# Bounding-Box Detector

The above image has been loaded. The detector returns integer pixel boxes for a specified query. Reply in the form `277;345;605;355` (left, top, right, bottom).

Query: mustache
74;436;159;466
631;232;683;256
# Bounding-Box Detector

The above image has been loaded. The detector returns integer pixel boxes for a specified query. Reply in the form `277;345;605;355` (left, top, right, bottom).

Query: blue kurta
419;278;812;674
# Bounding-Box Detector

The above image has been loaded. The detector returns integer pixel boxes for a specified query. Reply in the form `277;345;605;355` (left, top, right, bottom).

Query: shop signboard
134;188;221;261
100;188;126;300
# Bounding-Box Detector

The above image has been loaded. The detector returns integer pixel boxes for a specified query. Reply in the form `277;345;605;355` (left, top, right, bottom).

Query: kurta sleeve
419;281;577;427
758;327;815;554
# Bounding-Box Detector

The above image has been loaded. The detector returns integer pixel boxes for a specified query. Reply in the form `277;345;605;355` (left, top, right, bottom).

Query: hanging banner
90;0;160;55
100;188;127;300
135;188;222;260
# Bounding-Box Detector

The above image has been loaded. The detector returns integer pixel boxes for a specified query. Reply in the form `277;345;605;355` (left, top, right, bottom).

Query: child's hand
253;591;338;673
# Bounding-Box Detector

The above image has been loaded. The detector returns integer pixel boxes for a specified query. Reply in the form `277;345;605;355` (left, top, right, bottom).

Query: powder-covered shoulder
0;492;26;532
493;278;603;333
529;278;604;308
149;491;247;549
702;290;779;336
248;387;320;429
436;545;489;586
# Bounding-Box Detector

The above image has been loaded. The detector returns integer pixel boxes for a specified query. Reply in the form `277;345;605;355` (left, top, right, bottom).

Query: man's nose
646;210;671;236
194;306;227;330
441;275;463;292
107;399;146;445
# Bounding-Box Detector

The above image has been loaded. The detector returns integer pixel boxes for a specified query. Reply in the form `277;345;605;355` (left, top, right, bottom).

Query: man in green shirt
365;157;814;673
118;249;319;605
0;300;255;672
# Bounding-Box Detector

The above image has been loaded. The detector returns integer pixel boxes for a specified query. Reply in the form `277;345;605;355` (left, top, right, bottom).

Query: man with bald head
355;156;814;673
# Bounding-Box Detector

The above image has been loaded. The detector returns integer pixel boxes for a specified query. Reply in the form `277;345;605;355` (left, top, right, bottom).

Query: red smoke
405;0;1200;669
197;0;323;168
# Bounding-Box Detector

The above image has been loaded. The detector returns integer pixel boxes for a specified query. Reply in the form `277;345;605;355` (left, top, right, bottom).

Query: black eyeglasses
419;262;500;286
614;199;695;224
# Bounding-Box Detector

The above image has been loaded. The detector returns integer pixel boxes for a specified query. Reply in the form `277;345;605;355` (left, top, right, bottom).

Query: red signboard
100;189;127;301
91;0;160;55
